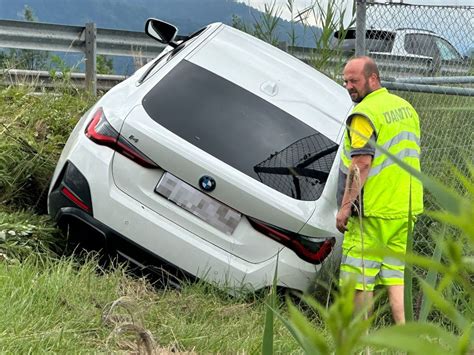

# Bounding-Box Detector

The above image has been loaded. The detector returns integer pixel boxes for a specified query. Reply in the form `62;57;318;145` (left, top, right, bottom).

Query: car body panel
48;21;353;292
111;25;351;258
50;134;317;291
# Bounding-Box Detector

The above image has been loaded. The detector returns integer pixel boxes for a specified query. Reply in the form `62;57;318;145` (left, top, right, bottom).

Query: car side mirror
145;18;178;47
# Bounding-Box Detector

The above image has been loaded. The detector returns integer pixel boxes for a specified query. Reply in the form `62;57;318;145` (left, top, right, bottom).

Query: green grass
0;74;472;352
0;86;95;210
0;255;302;353
0;86;304;352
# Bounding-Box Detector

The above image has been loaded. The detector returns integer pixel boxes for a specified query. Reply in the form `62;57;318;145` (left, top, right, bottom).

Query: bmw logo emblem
199;175;216;192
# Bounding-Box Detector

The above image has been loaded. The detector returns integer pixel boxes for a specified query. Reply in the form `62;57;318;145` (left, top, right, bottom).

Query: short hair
362;58;380;81
347;56;380;81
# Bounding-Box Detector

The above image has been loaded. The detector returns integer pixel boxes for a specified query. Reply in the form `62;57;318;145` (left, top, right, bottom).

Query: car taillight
85;108;158;168
248;217;335;265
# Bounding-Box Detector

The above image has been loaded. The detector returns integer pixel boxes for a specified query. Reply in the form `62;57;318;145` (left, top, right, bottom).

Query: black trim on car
54;206;196;285
49;161;93;218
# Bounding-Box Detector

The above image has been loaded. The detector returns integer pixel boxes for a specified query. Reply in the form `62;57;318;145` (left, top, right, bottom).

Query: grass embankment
0;255;302;353
0;86;303;353
0;84;472;352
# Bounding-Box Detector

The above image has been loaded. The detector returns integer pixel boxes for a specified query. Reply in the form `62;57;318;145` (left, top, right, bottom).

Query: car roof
186;24;351;142
336;26;448;40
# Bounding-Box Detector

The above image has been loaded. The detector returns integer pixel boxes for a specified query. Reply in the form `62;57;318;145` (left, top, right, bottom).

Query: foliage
252;1;284;46
232;1;283;46
262;255;280;354
97;55;114;75
304;0;354;78
48;54;74;86
284;0;299;49
265;154;473;353
405;190;415;322
0;209;62;259
280;278;374;354
0;86;95;210
231;0;353;80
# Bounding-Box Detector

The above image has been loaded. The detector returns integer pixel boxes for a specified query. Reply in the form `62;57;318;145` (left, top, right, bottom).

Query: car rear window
142;60;338;201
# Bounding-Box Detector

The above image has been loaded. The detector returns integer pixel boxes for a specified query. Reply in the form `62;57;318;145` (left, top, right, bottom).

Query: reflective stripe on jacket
339;88;423;218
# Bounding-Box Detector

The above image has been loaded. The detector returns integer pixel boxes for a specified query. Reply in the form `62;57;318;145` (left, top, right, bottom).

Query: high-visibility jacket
339;88;423;218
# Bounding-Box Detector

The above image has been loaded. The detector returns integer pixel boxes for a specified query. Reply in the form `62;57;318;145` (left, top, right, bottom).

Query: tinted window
142;60;338;201
366;30;395;53
434;37;462;61
333;29;395;53
405;34;437;57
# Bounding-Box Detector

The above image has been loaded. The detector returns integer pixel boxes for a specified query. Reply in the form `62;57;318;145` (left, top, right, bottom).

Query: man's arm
336;154;372;233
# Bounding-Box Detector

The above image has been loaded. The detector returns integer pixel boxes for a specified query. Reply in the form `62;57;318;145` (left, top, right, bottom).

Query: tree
96;55;114;75
3;6;49;70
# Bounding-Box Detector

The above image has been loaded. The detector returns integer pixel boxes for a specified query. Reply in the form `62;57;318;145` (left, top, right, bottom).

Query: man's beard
350;83;373;103
351;92;363;103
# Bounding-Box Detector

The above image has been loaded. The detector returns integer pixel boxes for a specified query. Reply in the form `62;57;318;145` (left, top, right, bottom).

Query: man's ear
369;73;380;88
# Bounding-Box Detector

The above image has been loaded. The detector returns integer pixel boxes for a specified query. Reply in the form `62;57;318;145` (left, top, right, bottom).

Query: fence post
355;0;367;56
85;22;97;96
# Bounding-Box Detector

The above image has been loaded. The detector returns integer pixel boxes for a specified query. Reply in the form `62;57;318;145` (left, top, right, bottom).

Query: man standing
336;56;423;324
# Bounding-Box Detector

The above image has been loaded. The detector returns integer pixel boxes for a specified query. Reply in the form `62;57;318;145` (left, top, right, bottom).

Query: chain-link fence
356;1;473;262
254;133;338;201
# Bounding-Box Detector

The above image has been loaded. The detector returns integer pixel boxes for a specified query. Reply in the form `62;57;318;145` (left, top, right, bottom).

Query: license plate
155;172;241;235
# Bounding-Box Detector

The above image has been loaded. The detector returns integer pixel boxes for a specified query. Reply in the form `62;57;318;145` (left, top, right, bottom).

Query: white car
332;27;468;77
48;19;352;293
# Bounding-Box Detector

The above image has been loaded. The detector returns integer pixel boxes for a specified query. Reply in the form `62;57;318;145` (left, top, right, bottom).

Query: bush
0;86;95;211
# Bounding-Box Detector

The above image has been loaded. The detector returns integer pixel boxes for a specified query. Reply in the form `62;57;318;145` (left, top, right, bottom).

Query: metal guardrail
0;19;166;57
382;80;474;96
1;68;126;91
0;19;166;95
1;19;473;97
396;76;474;85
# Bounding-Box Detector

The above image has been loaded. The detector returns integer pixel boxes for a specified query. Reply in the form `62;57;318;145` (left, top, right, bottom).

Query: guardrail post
355;0;367;56
85;22;97;96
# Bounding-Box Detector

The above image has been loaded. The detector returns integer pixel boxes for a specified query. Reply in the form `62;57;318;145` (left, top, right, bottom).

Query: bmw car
48;19;352;292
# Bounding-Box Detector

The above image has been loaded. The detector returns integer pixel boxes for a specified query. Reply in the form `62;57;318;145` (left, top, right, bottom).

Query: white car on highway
48;19;352;292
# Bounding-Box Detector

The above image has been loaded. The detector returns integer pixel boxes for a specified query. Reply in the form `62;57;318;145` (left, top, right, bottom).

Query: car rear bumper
48;135;320;293
53;200;319;293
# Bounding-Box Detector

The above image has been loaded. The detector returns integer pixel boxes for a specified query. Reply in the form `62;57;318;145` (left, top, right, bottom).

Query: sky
237;0;354;26
237;0;474;26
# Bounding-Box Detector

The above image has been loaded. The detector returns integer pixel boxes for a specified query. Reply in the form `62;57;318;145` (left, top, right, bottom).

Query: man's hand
336;205;351;233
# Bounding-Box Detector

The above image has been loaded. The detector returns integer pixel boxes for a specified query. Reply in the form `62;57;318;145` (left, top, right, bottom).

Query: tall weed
264;154;473;352
0;86;95;210
232;0;283;46
299;0;353;78
232;0;353;80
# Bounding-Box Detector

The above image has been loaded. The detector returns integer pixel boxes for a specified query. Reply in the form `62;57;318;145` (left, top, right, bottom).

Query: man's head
343;56;381;103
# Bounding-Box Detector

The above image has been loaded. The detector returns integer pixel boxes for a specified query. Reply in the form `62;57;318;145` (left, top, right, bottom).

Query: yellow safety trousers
339;216;413;291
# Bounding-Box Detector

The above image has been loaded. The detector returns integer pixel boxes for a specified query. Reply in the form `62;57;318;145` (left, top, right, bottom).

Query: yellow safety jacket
339;88;423;218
